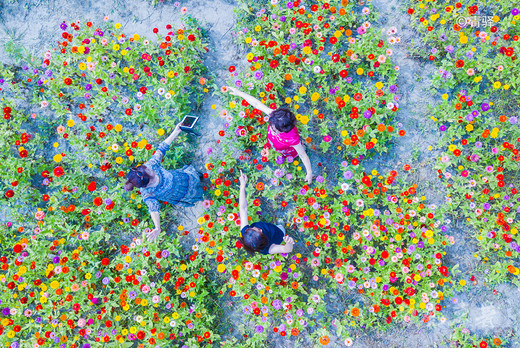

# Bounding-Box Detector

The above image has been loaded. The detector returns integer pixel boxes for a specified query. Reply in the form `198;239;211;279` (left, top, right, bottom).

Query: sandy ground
1;0;519;346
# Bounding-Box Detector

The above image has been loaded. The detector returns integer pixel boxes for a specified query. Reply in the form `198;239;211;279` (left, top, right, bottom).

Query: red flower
269;60;279;69
13;244;22;253
5;190;14;198
93;197;103;206
125;108;132;115
88;181;96;192
101;258;110;266
229;66;235;72
53;166;65;177
19;149;28;158
64;78;72;85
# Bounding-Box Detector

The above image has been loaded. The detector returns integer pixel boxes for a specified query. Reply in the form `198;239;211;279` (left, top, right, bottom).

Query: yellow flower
157;129;165;136
116;157;123;164
459;279;466;286
442;93;449;100
77;46;85;54
466;124;473;132
50;281;59;289
180;264;187;271
459;35;468;44
112;44;120;51
54;154;63;163
167;71;175;78
115;23;121;29
298;86;307;94
133;33;140;41
311;92;320;101
172;312;179;319
85;273;92;280
375;81;383;89
40;296;48;304
178;35;185;40
114;124;123;132
302;46;311;54
300;116;309;124
493;81;501;89
245;37;252;44
124;255;132;263
67;119;75;127
254;25;261;32
217;264;226;273
356;68;364;75
78;63;86;70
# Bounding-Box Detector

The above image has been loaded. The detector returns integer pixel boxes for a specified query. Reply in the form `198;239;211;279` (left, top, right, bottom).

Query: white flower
344;338;353;346
313;65;321;73
41;100;49;108
134;104;141;111
164;93;172;99
158;88;165;95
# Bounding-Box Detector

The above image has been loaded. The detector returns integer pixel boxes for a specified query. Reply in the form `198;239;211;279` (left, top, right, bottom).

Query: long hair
238;227;269;254
269;107;297;133
124;165;151;191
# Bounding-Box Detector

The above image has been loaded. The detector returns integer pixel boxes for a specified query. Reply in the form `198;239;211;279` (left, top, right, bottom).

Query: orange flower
499;115;507;122
256;182;264;191
351;307;360;317
291;328;299;336
285;74;292;80
377;124;386;132
493;338;502;345
356;129;365;137
320;336;330;345
291;281;299;289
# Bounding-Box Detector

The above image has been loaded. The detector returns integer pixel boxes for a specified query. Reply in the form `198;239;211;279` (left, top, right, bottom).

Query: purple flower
102;277;109;285
272;299;282;310
343;171;353;180
280;15;286;22
2;307;10;316
483;203;491;210
255;325;264;333
445;45;455;53
234;80;242;88
481;103;490;112
85;84;93;91
60;22;68;30
363;110;372;119
254;71;263;80
162;250;169;258
389;85;398;93
316;175;324;183
512;8;519;16
510;117;518;125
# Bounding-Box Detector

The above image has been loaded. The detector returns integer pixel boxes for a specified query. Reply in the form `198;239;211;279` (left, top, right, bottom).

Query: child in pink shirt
226;87;313;184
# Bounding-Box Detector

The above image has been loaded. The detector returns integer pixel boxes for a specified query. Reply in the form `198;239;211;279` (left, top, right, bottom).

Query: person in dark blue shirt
237;170;294;255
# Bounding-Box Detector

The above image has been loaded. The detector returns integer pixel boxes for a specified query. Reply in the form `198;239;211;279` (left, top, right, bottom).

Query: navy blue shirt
241;221;285;255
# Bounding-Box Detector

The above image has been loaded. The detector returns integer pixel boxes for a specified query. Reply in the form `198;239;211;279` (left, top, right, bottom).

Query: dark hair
124;165;151;191
269;107;296;133
238;227;269;254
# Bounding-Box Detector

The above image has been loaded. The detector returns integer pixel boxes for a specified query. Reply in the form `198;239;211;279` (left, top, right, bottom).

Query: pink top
267;124;301;158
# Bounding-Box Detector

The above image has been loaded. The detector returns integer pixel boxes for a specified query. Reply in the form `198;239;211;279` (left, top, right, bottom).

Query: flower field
0;0;519;347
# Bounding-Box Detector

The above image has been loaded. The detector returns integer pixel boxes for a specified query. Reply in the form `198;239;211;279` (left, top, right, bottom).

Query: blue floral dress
140;141;203;212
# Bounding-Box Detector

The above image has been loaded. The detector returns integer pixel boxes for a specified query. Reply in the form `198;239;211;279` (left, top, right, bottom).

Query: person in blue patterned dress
124;122;203;242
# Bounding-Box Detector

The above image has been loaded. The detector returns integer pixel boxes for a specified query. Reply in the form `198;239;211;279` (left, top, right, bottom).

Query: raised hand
239;169;248;187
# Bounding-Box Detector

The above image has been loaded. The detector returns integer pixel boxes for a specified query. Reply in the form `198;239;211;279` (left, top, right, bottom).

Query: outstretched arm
226;86;273;116
268;235;295;254
239;170;249;230
164;122;182;146
293;143;313;184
